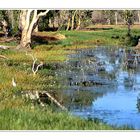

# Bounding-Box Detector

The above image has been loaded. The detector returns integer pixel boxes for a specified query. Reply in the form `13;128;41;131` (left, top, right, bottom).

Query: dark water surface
56;46;140;129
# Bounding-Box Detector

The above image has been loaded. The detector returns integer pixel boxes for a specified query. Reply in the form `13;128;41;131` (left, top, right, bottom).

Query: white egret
12;77;17;87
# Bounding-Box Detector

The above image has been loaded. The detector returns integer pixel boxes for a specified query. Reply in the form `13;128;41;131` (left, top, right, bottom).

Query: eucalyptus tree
92;10;105;24
114;11;118;25
122;10;135;36
75;10;83;30
0;10;19;37
0;10;9;37
18;10;49;49
65;10;77;31
66;13;71;31
71;10;77;30
102;10;116;25
137;11;140;24
80;10;92;28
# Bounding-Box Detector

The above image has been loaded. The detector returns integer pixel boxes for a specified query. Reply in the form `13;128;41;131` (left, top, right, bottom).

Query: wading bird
12;77;17;87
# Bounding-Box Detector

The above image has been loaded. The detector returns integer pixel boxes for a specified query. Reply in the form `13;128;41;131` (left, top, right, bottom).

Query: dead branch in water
22;90;67;111
42;91;67;111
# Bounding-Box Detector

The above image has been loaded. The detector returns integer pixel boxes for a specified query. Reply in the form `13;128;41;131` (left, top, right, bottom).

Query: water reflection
55;46;140;129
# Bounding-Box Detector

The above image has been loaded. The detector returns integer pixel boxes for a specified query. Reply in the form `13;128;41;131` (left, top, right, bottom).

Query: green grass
0;26;139;130
0;106;132;130
55;27;140;47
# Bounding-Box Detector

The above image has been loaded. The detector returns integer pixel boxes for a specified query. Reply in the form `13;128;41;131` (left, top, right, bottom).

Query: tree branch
37;10;50;18
34;62;43;75
26;52;43;75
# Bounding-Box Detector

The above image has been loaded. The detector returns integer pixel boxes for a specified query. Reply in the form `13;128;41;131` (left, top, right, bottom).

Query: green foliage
38;16;49;31
122;10;135;25
119;34;139;47
0;10;19;36
0;107;132;130
11;10;20;36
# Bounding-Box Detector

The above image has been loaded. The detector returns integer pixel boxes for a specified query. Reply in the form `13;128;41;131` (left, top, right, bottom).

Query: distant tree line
0;10;140;48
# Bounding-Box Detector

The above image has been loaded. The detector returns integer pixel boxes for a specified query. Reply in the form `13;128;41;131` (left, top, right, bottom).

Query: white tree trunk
19;10;49;48
76;15;81;30
66;17;71;31
138;11;140;24
1;20;8;37
71;10;77;30
34;25;38;32
115;11;118;25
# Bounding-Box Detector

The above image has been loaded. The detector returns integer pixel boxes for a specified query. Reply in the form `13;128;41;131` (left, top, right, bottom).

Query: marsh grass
0;27;137;130
0;106;133;130
56;26;140;47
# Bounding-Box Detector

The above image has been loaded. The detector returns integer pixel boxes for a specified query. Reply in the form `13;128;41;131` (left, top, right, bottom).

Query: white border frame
0;0;140;140
0;0;140;9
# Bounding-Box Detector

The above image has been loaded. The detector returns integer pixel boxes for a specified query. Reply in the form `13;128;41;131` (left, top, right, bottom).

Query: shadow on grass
86;27;113;31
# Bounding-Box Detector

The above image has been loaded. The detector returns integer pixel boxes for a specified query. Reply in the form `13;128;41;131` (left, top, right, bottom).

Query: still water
56;46;140;129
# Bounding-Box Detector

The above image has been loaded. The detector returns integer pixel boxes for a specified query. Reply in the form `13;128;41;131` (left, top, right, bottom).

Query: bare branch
32;57;37;75
44;91;67;111
37;10;49;18
29;10;49;32
26;52;43;75
33;62;43;75
26;51;35;61
22;90;67;111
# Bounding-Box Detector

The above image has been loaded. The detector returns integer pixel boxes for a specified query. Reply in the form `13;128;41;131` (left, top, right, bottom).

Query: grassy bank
0;26;138;130
0;107;111;130
0;104;132;130
57;25;140;47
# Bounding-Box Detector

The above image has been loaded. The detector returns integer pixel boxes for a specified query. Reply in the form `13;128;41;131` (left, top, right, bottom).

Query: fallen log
42;91;67;111
22;90;67;111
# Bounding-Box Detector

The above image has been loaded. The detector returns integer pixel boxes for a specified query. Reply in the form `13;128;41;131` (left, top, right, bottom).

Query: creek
55;46;140;129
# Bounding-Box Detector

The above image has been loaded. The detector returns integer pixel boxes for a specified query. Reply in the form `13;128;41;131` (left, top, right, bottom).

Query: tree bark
71;10;77;30
107;18;111;25
76;17;81;30
127;23;131;36
66;16;71;31
138;11;140;24
19;10;49;49
1;20;8;37
7;10;14;33
76;11;81;30
115;11;118;25
34;25;38;32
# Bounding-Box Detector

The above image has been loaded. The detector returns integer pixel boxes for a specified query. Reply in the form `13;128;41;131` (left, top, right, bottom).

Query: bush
119;34;139;47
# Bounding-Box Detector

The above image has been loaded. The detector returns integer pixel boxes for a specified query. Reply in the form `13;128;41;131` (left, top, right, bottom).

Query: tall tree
75;10;81;30
137;11;140;24
0;11;9;37
0;10;20;37
71;10;77;30
66;15;71;31
114;11;118;25
18;10;49;49
122;10;134;36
